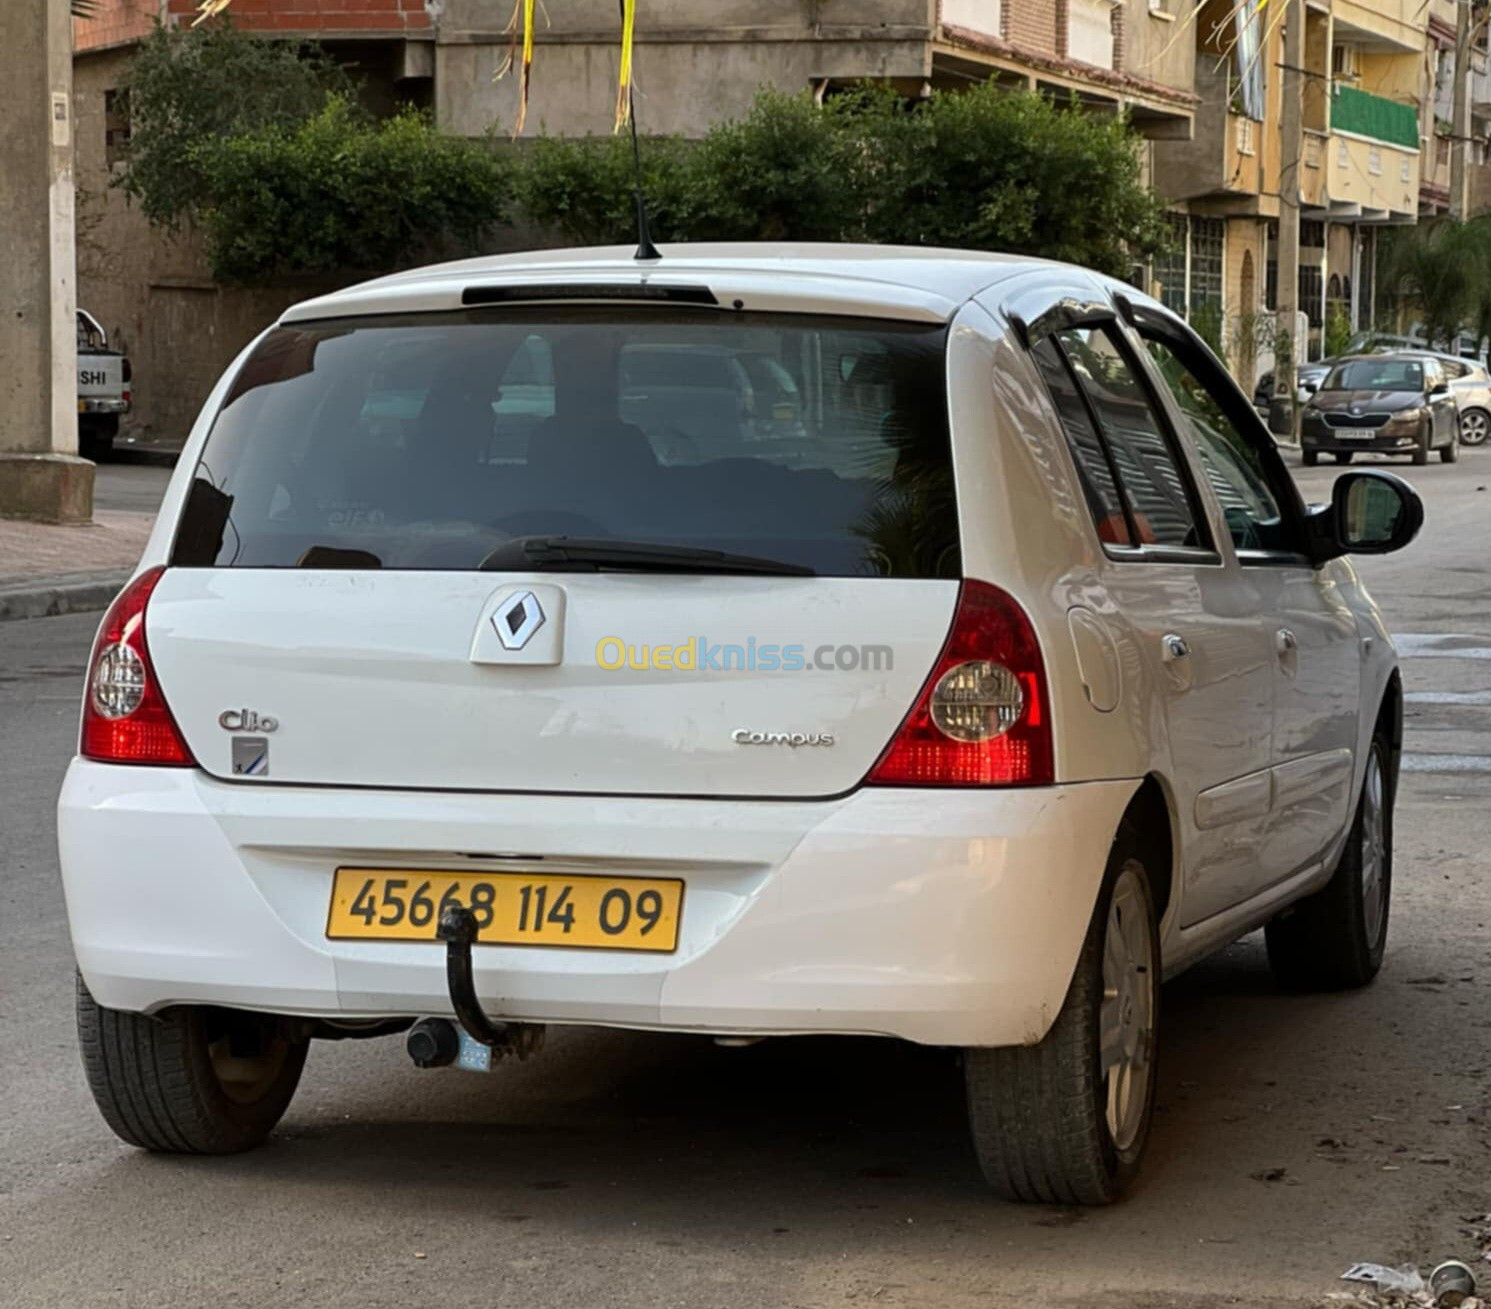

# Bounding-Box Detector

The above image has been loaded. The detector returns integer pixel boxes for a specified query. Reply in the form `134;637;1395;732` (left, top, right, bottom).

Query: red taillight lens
866;579;1053;788
81;567;196;766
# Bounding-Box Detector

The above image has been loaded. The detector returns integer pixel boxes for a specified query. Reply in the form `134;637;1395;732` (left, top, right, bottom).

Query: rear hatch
152;304;960;799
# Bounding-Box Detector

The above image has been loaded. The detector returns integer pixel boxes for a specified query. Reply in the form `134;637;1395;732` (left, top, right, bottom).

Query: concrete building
436;1;1196;141
1153;0;1432;375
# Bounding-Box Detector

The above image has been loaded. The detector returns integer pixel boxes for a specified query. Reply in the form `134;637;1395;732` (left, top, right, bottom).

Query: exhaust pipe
406;1017;461;1069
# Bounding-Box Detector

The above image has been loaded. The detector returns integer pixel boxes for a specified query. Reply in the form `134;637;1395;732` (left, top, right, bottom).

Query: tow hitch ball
405;902;545;1072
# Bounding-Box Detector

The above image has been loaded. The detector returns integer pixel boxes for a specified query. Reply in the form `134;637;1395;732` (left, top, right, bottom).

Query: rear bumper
57;762;1136;1048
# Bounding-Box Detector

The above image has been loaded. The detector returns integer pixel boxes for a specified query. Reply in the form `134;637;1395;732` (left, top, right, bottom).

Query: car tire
1412;432;1430;465
1265;735;1393;992
965;824;1159;1205
78;430;114;463
1332;451;1354;465
75;974;308;1154
1460;408;1490;446
1302;450;1319;467
1441;432;1460;463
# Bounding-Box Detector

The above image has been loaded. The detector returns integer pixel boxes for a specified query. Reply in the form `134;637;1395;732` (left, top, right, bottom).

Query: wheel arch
1374;667;1403;801
1117;774;1177;931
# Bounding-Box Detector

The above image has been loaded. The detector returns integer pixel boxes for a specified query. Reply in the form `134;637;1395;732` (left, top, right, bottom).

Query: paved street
92;459;173;515
1;454;1488;1309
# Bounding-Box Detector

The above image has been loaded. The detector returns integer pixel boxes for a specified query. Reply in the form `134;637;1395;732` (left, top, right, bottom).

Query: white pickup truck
77;309;131;460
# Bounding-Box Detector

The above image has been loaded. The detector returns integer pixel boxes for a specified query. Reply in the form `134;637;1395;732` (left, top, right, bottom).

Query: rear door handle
1161;634;1191;662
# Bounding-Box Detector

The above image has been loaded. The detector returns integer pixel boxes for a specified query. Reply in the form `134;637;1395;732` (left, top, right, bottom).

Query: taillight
80;567;196;766
866;579;1052;787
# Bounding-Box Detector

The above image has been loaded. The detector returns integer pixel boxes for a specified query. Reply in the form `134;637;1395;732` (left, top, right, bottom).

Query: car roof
281;243;1067;327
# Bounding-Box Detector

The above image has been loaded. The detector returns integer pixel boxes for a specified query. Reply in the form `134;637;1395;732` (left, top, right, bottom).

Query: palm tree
1379;218;1491;350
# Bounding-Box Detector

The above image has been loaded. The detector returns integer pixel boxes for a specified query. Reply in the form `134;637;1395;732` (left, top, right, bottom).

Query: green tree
861;84;1168;273
512;131;698;246
117;21;352;229
193;98;510;283
1378;217;1490;349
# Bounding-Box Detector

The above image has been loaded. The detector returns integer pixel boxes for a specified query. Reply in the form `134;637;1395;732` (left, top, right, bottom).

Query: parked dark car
1300;354;1460;466
1252;333;1427;409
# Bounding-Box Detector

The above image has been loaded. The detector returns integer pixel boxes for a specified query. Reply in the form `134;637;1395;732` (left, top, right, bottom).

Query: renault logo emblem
493;590;545;651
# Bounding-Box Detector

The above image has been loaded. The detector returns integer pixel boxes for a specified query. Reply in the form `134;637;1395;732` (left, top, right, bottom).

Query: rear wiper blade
478;536;813;576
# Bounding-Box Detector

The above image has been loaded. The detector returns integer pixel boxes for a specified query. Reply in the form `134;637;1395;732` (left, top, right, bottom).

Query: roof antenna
620;0;661;262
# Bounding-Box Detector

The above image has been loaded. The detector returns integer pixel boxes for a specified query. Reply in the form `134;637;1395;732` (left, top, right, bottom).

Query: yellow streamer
493;0;524;82
191;0;232;26
615;0;637;132
513;0;537;136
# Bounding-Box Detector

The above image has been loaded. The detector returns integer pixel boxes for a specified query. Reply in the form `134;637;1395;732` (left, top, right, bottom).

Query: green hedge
193;99;510;284
516;84;1169;277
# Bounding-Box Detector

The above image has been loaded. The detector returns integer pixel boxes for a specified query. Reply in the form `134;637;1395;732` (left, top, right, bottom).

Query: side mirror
1430;381;1451;396
1331;469;1424;555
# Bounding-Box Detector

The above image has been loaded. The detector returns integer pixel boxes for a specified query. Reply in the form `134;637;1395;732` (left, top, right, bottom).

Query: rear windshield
172;308;958;578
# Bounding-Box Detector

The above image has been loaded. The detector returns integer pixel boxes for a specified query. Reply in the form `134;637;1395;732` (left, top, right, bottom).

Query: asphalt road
91;460;173;515
2;452;1489;1309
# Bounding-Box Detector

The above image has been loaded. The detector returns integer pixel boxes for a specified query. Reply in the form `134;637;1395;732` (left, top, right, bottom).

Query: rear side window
1030;338;1132;546
1047;326;1208;552
173;309;957;578
1037;330;1210;554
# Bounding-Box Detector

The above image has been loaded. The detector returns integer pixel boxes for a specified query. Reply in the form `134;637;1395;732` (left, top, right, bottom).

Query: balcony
1326;133;1420;220
1150;49;1264;204
1421;129;1452;209
1325;85;1420;219
1332;0;1425;54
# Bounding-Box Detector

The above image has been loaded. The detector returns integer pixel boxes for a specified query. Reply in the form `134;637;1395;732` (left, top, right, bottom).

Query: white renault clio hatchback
60;245;1421;1204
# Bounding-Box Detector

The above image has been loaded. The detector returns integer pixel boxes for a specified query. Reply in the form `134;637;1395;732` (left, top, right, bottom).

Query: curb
0;570;130;623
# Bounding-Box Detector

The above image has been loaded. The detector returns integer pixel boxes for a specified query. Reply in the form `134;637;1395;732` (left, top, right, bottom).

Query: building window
1154;214;1188;314
104;89;130;170
1300;220;1325;249
1300;265;1324;327
1400;156;1411;183
1190;217;1225;311
1236;116;1256;155
1368;146;1383;176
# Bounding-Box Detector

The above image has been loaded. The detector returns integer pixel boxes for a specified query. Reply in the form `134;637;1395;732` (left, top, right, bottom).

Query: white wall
941;0;1003;38
1068;0;1116;69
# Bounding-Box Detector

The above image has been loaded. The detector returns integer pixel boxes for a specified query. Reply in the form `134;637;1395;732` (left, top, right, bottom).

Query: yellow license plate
327;868;683;953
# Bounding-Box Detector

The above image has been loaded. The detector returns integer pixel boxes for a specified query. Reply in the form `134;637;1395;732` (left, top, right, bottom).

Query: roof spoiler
461;283;719;307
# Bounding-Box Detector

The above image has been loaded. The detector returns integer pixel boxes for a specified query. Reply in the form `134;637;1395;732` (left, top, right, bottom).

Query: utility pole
1271;0;1304;439
1450;0;1473;220
0;0;93;523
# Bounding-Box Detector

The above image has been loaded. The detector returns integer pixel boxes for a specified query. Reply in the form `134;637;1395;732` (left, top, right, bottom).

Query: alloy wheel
1461;409;1490;446
1099;861;1156;1154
